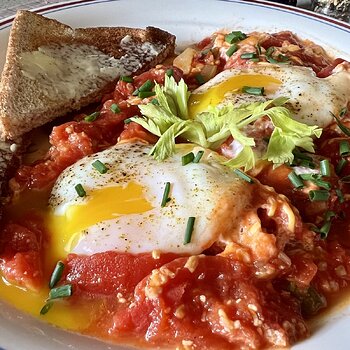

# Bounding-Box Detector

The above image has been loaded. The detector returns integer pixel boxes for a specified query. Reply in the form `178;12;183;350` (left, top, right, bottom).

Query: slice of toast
0;10;176;140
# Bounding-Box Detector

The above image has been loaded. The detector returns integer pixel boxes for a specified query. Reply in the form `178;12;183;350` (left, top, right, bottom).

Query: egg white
48;142;252;256
190;64;350;127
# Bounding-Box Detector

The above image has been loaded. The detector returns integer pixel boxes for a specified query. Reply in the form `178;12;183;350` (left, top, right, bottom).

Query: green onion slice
166;68;174;77
184;217;195;245
161;182;171;207
138;79;154;92
324;210;336;221
320;159;330;176
336;158;348;175
336;188;345;203
234;169;254;183
120;76;133;83
265;46;275;56
288;171;304;189
313;179;332;190
193;150;204;163
226;44;238;57
92;160;108;174
242;86;264;96
138;91;156;98
75;184;86;197
195;74;205;85
84;111;100;122
308;190;330;202
110;103;121;114
49;284;72;300
151;98;159;105
240;52;258;59
225;31;247;44
40;301;54;315
332;112;350;137
339;140;350;156
319;221;331;239
124;118;132;124
49;261;65;289
340;107;348;117
182;152;195;165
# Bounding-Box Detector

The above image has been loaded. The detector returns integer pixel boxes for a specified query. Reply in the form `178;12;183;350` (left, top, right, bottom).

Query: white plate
0;0;350;349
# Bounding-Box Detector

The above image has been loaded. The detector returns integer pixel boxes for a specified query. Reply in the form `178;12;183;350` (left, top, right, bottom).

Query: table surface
0;0;313;20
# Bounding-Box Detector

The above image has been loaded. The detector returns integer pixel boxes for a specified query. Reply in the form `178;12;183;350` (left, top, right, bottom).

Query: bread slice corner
0;10;176;140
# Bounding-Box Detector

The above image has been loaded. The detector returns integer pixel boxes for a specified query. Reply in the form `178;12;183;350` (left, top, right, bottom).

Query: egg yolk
188;74;281;117
0;181;153;331
47;181;153;262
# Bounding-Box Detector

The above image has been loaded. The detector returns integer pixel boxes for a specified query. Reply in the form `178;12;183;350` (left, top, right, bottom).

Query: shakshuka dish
1;26;350;350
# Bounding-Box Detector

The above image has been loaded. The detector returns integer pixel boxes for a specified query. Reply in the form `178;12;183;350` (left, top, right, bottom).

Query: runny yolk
0;181;152;331
47;181;153;263
188;74;282;117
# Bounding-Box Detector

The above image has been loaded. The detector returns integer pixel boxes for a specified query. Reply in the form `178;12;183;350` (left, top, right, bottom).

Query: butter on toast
0;10;175;139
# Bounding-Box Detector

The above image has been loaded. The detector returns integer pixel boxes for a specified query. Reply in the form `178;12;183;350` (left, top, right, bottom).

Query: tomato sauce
1;32;350;349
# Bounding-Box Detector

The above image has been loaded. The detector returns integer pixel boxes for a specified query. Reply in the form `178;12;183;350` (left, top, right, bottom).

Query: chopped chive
308;190;330;202
182;152;195;165
242;86;264;96
336;158;348;175
84;111;100;122
226;44;238;57
240;52;258;59
324;210;336;221
40;301;53;315
339;140;350;156
266;46;275;56
336;188;345;203
313;179;332;190
266;56;280;64
340;107;348;117
161;182;171;207
293;150;313;161
320;159;330;176
49;261;65;289
184;217;195;245
132;89;139;96
332;112;350;137
319;221;331;239
151;98;159;105
288;171;304;189
120;76;133;83
138;79;154;92
195;74;205;85
193;150;204;163
200;48;211;56
92;160;108;174
49;284;72;300
124;118;132;124
278;54;290;62
110;103;121;114
75;184;86;197
225;31;247;44
166;68;174;77
234;169;254;183
138;91;156;98
250;58;260;62
341;175;350;183
299;173;317;181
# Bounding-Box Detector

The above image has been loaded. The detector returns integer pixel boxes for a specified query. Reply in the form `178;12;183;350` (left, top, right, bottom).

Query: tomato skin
317;58;346;78
0;215;45;290
62;252;179;297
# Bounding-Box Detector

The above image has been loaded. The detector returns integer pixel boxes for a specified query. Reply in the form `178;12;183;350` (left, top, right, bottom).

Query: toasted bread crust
0;10;175;140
